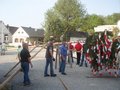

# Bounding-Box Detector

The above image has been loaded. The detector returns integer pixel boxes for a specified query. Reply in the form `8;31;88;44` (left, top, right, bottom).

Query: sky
0;0;120;28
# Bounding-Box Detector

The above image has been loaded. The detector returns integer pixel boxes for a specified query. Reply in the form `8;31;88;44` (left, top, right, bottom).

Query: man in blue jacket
59;41;68;75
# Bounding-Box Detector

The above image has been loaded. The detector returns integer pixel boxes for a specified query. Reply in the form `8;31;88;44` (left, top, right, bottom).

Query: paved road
11;60;120;90
0;47;120;90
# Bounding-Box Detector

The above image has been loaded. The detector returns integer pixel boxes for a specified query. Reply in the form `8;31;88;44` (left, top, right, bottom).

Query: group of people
18;41;69;86
44;39;88;77
18;30;120;86
44;30;120;78
44;40;68;77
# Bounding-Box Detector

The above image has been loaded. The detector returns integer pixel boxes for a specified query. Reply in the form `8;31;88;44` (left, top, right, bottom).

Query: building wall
94;20;120;33
94;25;117;32
0;21;10;44
12;27;29;47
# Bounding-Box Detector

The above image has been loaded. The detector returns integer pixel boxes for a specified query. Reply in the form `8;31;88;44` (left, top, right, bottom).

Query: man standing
80;43;88;67
44;40;56;77
75;40;82;65
20;43;33;86
59;41;68;75
1;42;6;55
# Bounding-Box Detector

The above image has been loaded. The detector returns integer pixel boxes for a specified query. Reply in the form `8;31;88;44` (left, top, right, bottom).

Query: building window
4;34;8;42
15;38;18;42
20;38;24;43
22;32;24;34
18;32;20;34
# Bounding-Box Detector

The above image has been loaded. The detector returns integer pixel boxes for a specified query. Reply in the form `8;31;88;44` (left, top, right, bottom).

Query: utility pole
1;21;4;45
1;27;3;45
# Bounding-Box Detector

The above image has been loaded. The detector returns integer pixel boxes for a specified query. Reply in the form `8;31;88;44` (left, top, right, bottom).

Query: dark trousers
59;59;66;73
44;58;54;75
21;62;30;84
80;53;87;67
76;52;81;65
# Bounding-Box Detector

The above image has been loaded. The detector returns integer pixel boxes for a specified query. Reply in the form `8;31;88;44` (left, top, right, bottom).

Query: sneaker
44;74;50;77
24;82;31;86
59;70;61;72
79;65;82;67
61;73;67;75
51;74;57;77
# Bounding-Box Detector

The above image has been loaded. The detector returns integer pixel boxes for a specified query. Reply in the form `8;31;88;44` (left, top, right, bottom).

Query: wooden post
0;44;47;90
4;45;41;77
29;45;38;53
67;43;73;68
30;44;46;59
69;53;73;68
0;68;21;90
58;48;60;69
4;62;20;77
55;46;58;69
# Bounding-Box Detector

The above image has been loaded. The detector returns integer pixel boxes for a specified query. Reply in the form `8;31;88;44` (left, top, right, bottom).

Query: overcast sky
0;0;120;28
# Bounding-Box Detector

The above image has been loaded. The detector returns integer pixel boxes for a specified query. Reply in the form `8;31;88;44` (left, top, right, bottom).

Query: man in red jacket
75;40;82;65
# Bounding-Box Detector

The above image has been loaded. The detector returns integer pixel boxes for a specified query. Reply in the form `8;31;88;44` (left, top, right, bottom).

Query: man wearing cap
44;40;56;77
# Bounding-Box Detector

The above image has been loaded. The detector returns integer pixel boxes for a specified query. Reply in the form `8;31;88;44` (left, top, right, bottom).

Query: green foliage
81;14;105;33
43;0;120;42
81;13;120;34
44;0;86;41
112;27;120;38
44;9;64;41
104;13;120;25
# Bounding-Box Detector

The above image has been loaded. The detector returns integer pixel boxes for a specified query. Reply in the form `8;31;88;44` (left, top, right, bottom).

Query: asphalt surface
0;47;120;90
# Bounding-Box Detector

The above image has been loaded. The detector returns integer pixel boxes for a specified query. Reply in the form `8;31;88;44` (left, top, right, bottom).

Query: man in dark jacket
20;43;33;86
80;43;88;67
44;40;56;77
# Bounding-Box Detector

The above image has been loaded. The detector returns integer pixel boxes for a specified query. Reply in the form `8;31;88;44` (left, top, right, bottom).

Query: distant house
66;31;88;42
21;26;44;45
94;25;117;32
7;26;44;47
94;20;120;33
6;25;18;43
0;21;10;44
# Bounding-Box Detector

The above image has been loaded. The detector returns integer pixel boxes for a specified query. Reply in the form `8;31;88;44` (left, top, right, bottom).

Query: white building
94;20;120;36
117;20;120;30
8;26;44;47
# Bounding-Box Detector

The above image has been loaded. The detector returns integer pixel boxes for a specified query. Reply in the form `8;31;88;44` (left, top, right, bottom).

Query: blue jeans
21;62;30;84
44;58;54;75
59;59;66;73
